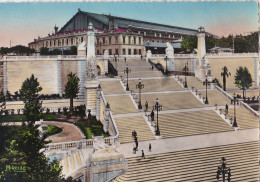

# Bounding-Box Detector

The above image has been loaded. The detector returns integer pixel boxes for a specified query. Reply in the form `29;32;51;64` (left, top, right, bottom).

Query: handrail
239;101;259;118
206;53;258;57
214;85;233;101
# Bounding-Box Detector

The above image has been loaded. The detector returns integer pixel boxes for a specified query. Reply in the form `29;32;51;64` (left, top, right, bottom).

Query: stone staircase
128;78;184;93
113;141;259;182
100;80;125;95
105;95;137;114
115;116;155;144
227;107;259;129
140;92;204;111
158;110;233;139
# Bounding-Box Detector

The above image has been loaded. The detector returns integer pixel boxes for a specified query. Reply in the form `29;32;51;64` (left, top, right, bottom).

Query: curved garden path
42;121;84;143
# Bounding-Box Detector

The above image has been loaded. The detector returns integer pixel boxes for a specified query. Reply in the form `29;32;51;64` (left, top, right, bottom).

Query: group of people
132;130;152;159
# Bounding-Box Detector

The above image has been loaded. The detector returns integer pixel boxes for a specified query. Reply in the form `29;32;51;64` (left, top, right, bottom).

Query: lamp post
124;65;131;91
136;78;144;109
164;56;168;75
203;75;211;104
183;61;189;88
153;98;162;136
216;157;231;182
232;93;238;127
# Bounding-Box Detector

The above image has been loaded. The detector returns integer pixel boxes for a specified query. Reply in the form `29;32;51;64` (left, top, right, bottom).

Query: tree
181;35;197;53
212;78;222;88
220;66;231;91
40;47;49;55
234;66;253;98
65;73;80;115
19;74;42;125
0;125;74;182
70;46;78;55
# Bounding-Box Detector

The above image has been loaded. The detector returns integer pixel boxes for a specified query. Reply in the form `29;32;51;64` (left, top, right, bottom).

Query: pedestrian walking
149;143;151;152
151;110;154;121
124;57;126;63
225;104;229;114
145;101;148;111
142;150;145;159
133;142;136;154
141;55;143;60
136;140;138;151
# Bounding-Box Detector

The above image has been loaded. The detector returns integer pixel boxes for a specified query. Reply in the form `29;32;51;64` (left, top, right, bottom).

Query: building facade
29;9;199;54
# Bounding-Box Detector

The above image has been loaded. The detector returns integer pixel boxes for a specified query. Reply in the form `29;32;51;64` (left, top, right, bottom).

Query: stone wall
61;60;78;92
208;57;256;88
6;60;58;94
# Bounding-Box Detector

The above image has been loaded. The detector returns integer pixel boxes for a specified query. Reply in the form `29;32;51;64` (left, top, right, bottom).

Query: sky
0;1;258;47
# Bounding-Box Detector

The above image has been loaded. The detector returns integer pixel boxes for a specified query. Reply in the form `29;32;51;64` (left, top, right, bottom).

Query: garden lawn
75;119;109;139
42;125;62;136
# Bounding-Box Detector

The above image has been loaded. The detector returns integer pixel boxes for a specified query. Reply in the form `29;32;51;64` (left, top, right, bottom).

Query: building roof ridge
85;11;198;32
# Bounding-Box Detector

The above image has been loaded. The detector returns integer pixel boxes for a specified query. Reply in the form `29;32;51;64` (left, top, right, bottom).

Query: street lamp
216;157;231;182
183;61;189;88
124;65;131;91
232;93;238;127
153;98;162;136
203;75;211;104
136;78;144;109
164;56;168;75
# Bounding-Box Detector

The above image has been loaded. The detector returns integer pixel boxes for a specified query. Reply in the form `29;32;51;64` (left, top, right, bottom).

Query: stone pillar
77;39;87;99
3;60;7;95
197;26;206;61
103;103;110;133
57;60;63;96
165;42;175;71
195;26;207;79
96;84;102;121
85;22;99;116
104;50;109;73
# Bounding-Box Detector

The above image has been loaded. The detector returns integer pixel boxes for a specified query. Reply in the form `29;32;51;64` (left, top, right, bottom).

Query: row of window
96;48;142;55
97;36;142;45
43;36;84;48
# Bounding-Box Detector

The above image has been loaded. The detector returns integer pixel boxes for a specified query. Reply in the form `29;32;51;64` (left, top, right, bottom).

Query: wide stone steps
140;92;204;111
128;78;184;93
100;80;125;95
158;110;232;138
115;116;155;144
227;107;259;129
120;71;163;78
113;141;259;182
199;90;230;106
105;95;137;114
179;76;204;89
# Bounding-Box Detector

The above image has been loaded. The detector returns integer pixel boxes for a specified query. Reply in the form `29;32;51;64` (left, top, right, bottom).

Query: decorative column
77;38;87;99
104;50;109;74
57;60;63;97
85;22;99;116
197;26;206;61
96;84;102;121
195;26;208;80
103;103;111;133
3;60;7;95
